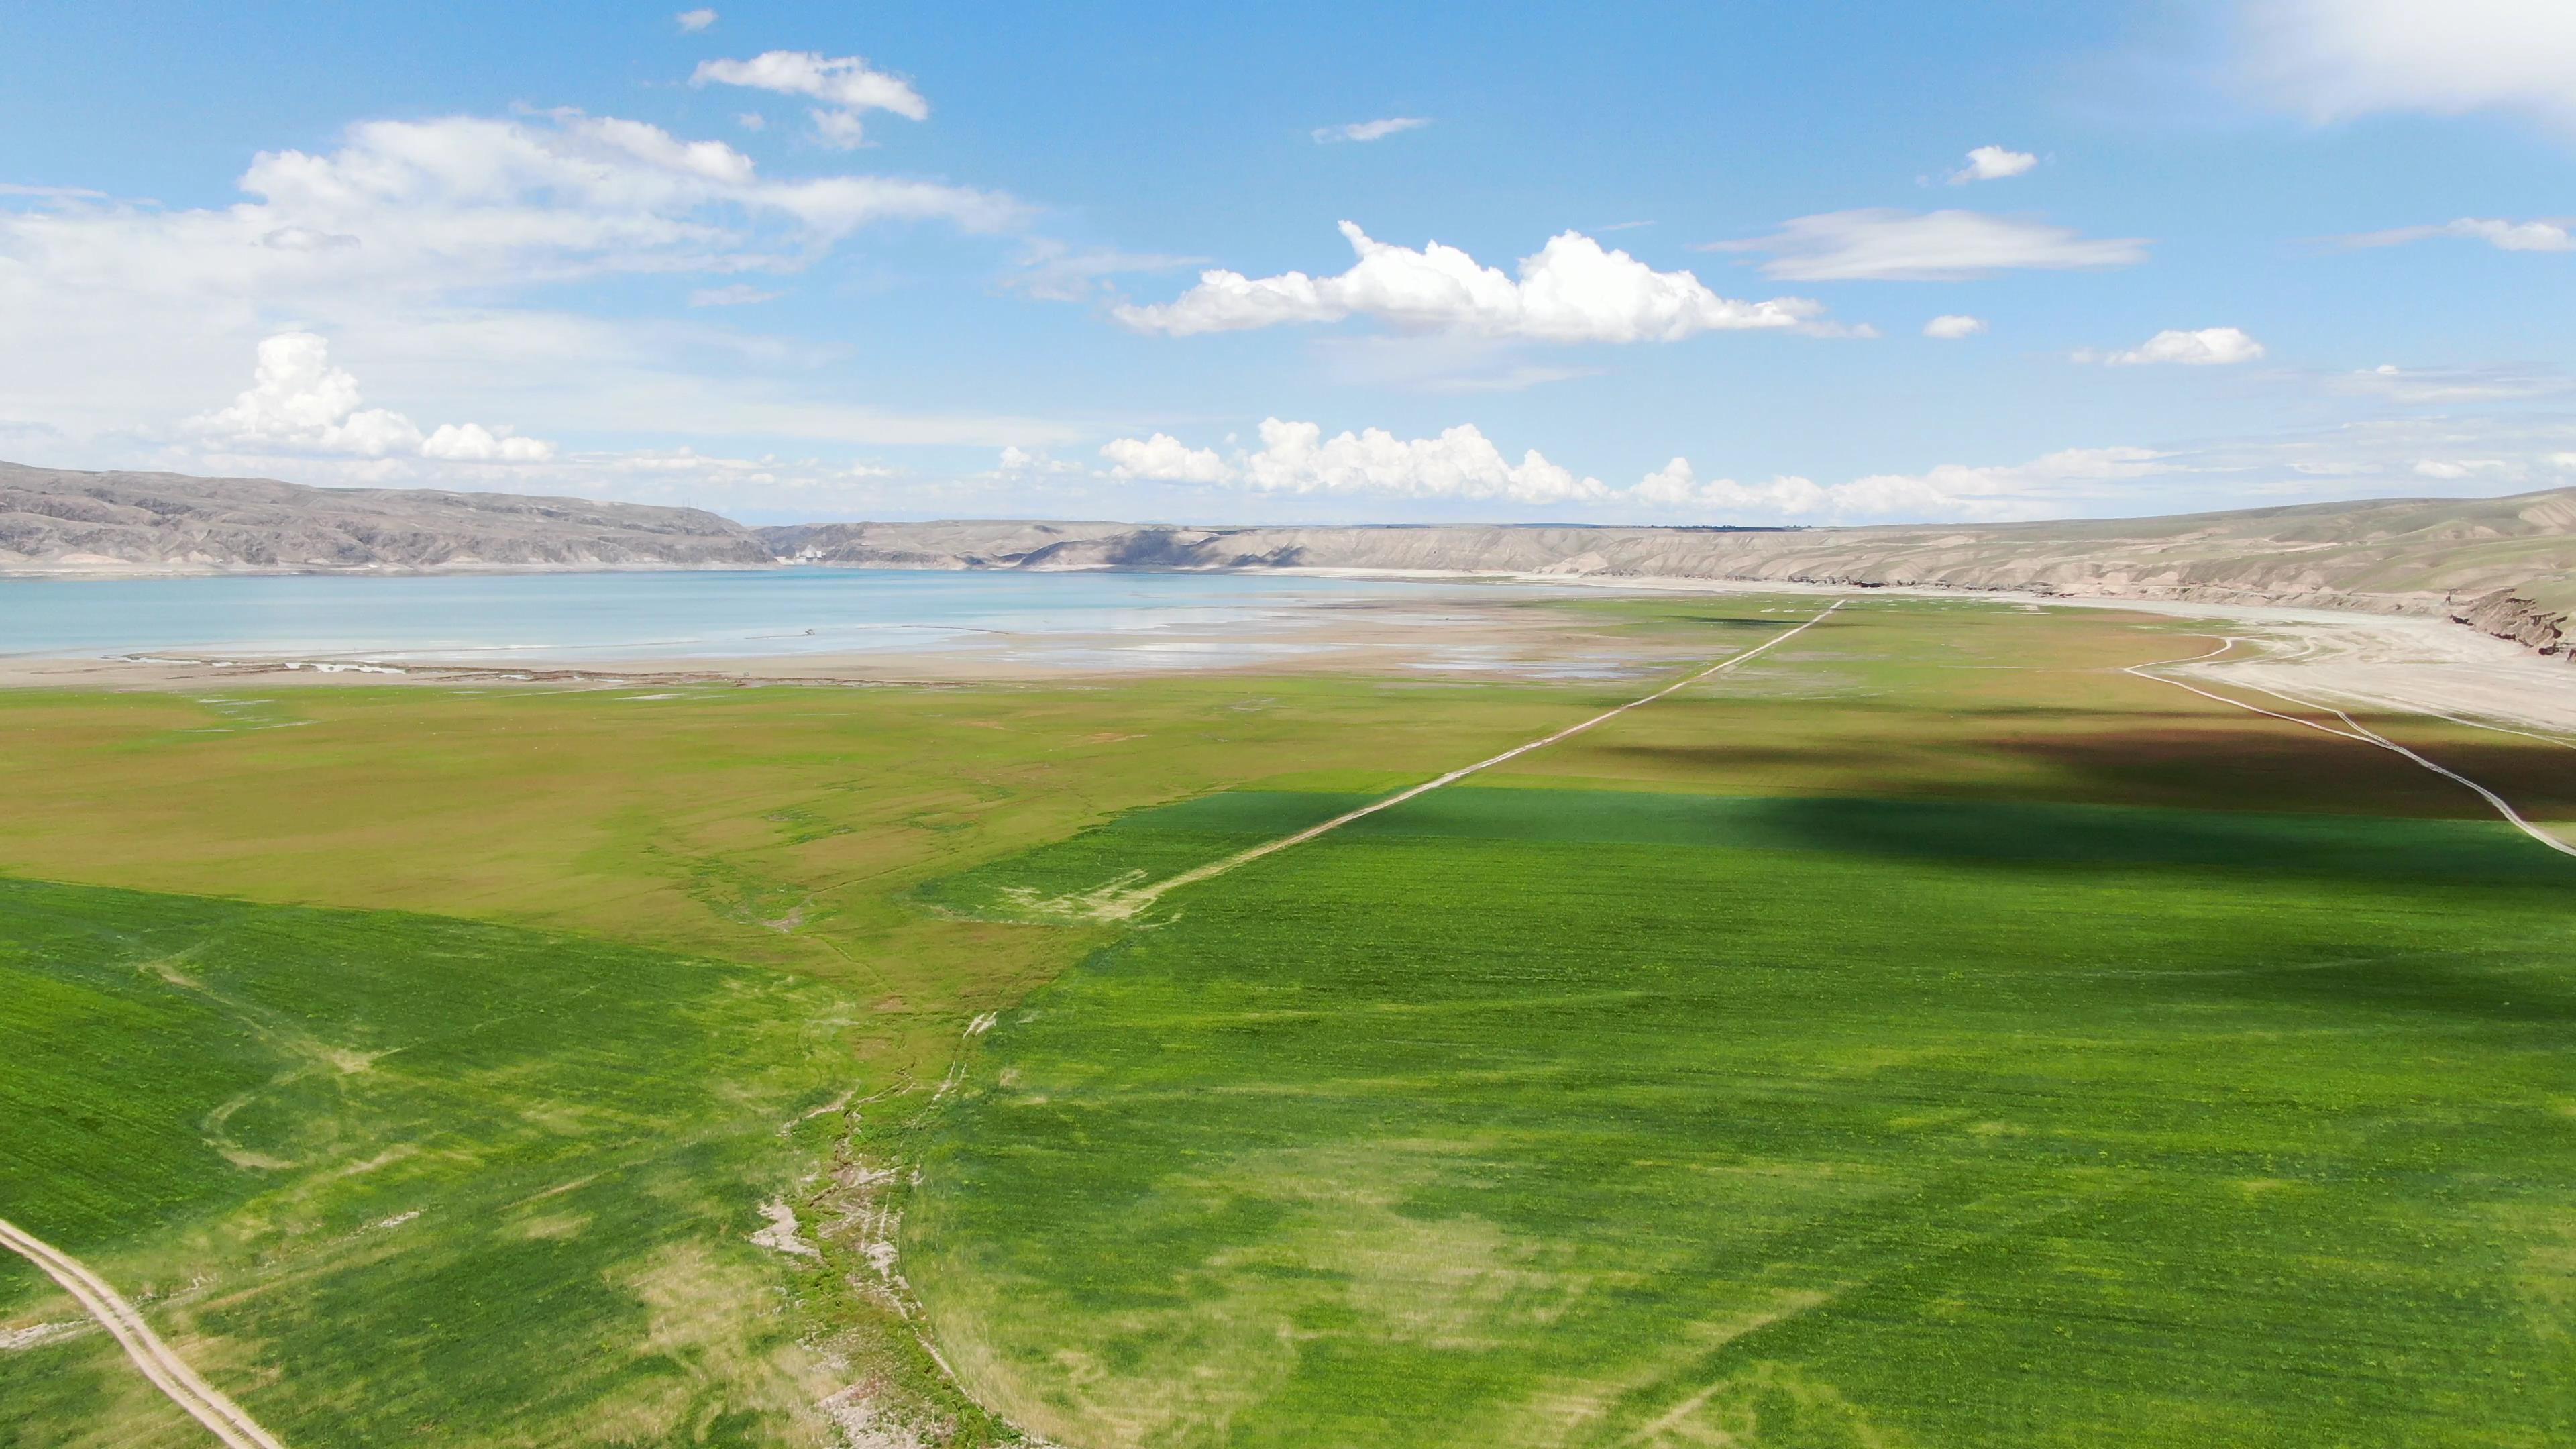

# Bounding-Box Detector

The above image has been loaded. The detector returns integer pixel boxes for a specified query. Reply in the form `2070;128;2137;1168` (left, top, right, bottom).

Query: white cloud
688;284;783;306
1003;239;1210;302
1112;223;1826;342
2341;217;2575;252
2238;0;2576;127
1923;313;1988;339
994;445;1083;477
2412;456;2522;480
195;333;553;462
1313;117;1431;144
2094;327;2267;366
1949;146;2037;183
1705;209;2150;281
807;109;869;150
421;422;553;462
0;107;1026;443
2329;363;2570;402
691;50;928;150
1100;433;1233;483
737;112;767;132
675;8;717;32
1098;417;1610;504
0;109;1017;301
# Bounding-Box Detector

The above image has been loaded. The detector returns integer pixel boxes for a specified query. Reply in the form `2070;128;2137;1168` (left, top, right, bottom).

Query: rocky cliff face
1;462;773;570
11;458;2576;659
2450;588;2569;657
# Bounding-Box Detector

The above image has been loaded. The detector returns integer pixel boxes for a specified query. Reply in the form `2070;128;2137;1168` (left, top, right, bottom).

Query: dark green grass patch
908;789;2576;1448
0;877;863;1447
920;785;2570;923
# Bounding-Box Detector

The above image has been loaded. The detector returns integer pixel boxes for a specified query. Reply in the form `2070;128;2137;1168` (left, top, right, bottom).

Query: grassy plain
4;594;2573;1446
0;877;863;1446
0;636;1658;1445
910;598;2576;1448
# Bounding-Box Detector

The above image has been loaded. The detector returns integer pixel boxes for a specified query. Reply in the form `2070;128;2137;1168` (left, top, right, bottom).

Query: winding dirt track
0;1215;286;1449
1080;600;1847;919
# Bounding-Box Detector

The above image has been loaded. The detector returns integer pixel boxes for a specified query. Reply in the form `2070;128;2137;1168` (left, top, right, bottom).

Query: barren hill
0;461;773;571
6;459;2572;658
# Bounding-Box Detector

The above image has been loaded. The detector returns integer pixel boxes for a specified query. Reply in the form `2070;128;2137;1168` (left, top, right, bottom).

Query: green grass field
905;600;2576;1448
0;876;884;1446
0;623;1656;1446
5;593;2573;1446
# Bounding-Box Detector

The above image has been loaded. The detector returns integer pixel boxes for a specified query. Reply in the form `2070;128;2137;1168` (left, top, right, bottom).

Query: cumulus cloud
195;333;553;462
991;445;1085;477
2340;216;2575;252
2090;327;2267;366
1636;448;2171;522
675;8;717;32
690;50;930;149
1705;209;2150;280
1112;223;1827;342
2238;0;2576;127
1949;146;2037;183
1313;117;1431;143
1923;313;1988;339
1087;420;2210;521
1098;417;1610;504
422;422;553;462
1100;433;1232;483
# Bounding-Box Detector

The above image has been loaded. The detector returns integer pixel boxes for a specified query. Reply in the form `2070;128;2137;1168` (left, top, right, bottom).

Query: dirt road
1071;600;1846;920
0;1214;286;1449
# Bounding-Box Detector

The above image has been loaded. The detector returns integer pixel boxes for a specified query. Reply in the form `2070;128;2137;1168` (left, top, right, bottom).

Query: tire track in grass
1069;599;1847;920
0;1215;287;1449
2126;638;2576;860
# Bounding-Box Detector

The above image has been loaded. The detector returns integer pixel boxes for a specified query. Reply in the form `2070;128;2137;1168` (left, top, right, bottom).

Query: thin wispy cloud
674;9;717;33
2337;217;2574;252
1004;240;1210;303
689;284;782;307
1312;117;1430;144
1703;209;2149;281
2326;362;2571;402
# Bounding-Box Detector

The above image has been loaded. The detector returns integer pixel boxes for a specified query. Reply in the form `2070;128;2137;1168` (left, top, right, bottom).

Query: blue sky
2;0;2571;523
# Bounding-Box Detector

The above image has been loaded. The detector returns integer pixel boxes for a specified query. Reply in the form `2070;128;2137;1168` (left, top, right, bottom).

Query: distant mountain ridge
7;459;2572;659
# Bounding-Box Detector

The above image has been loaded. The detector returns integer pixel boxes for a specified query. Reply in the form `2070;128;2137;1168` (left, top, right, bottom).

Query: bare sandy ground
2007;596;2576;737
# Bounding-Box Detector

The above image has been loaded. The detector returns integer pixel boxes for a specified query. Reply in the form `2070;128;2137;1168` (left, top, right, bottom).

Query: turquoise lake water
0;570;1523;664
